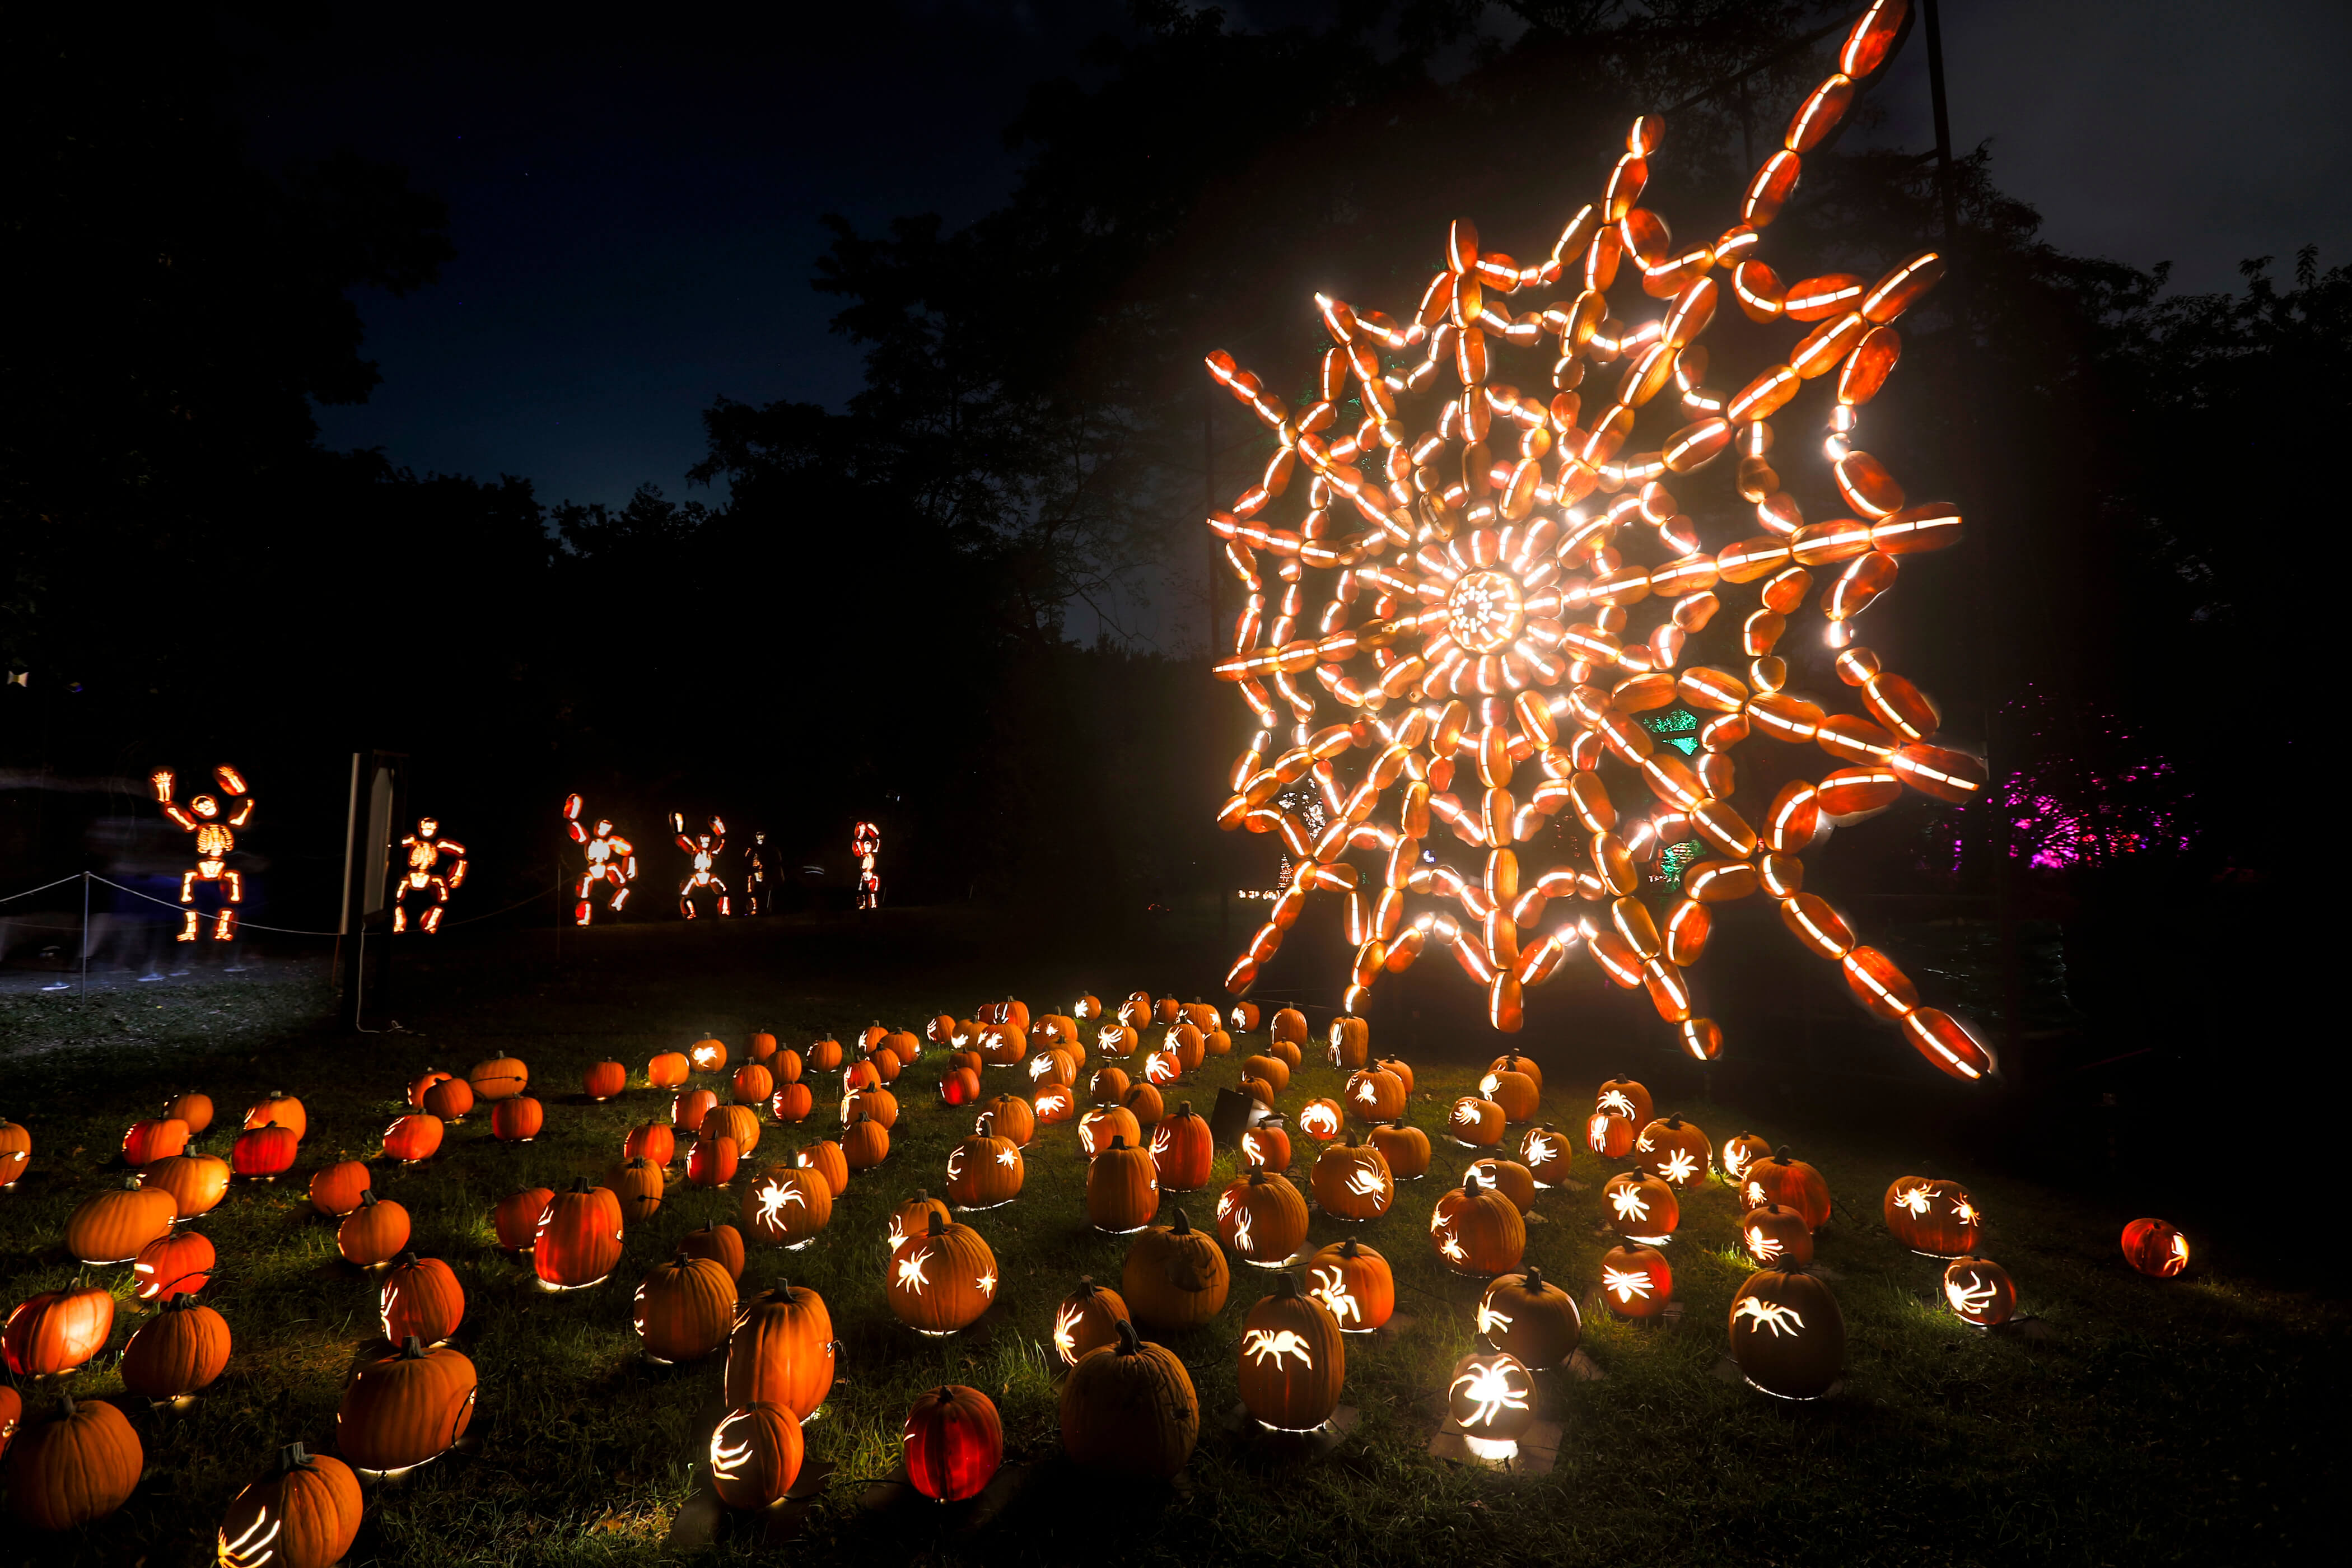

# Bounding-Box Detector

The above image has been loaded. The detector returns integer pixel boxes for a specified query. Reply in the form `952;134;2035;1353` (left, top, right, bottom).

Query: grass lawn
0;912;2335;1566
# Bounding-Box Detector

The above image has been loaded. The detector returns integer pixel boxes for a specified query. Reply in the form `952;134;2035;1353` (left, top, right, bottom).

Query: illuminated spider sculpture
1203;0;1993;1082
393;818;469;933
562;794;637;926
150;764;254;941
853;820;882;911
671;813;731;918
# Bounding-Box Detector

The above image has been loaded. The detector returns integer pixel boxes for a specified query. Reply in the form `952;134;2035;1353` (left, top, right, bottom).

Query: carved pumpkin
381;1112;443;1165
647;1050;690;1089
947;1118;1024;1210
1060;1319;1198;1479
1312;1132;1394;1221
1072;993;1104;1022
1052;1276;1130;1367
584;1061;628;1101
1943;1256;2017;1326
2122;1217;2189;1277
421;1077;473;1122
708;1402;803;1509
0;1118;31;1188
468;1052;528;1100
1122;1207;1230;1331
494;1186;553;1252
1087;1136;1161;1234
1217;1169;1309;1267
1478;1066;1539;1124
337;1337;477;1474
68;1177;176;1263
858;1022;890;1053
610;1154;669;1217
1300;1237;1389;1333
1117;993;1152;1031
941;1066;983;1108
843;1059;881;1095
143;1147;230;1219
1586;1111;1635;1159
888;1212;998;1335
1151;1102;1214;1191
133;1229;213;1300
166;1091;215;1135
231;1124;298;1179
1242;1053;1290;1094
979;1023;1028;1067
1742;1203;1814;1267
706;1102;762;1154
734;1063;774;1105
1298;1098;1345;1143
727;1281;835;1418
121;1116;190;1166
1242;1116;1293;1173
120;1294;230;1398
886;1192;953;1253
768;1081;815;1124
1594;1076;1651;1127
215;1443;360;1568
1635;1116;1710;1188
1720;1131;1774;1186
690;1038;729;1074
1327;1014;1370;1071
1511;1123;1569;1187
1230;1001;1261;1033
1477;1264;1581;1370
1599;1243;1673;1319
1089;1065;1131;1105
1370;1122;1431;1179
1096;1023;1138;1060
1448;1096;1505;1149
634;1254;737;1364
1034;1083;1078;1126
535;1178;624;1290
681;1223;746;1281
1448;1350;1537;1454
1883;1177;1981;1257
797;1140;849;1199
244;1091;307;1138
1123;1082;1165;1128
904;1384;1002;1502
1603;1169;1679;1245
4;1393;142;1528
1238;1272;1346;1431
843;1114;890;1172
1468;1158;1536;1215
1028;1048;1077;1090
622;1121;675;1166
741;1164;831;1249
1729;1266;1844;1400
1143;1046;1184;1087
1734;1145;1826;1227
491;1095;544;1143
3;1284;114;1376
338;1190;411;1267
1346;1067;1407;1124
978;1094;1033;1147
806;1036;843;1072
381;1253;464;1343
1079;1104;1142;1160
1269;1007;1307;1046
1169;1023;1206;1075
1155;996;1181;1025
1430;1171;1525;1276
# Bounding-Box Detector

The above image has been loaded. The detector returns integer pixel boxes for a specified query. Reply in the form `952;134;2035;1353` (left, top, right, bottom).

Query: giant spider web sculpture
1205;0;1994;1080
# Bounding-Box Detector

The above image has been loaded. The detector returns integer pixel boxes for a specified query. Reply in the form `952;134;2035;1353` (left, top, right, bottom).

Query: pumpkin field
0;911;2334;1566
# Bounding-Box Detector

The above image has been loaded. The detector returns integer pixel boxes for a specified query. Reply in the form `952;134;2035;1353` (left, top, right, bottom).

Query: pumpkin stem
1523;1264;1544;1292
59;1393;76;1416
357;1189;377;1208
393;1251;418;1268
278;1442;314;1473
1112;1317;1141;1355
1107;1135;1126;1150
1775;1144;1793;1160
1248;1170;1268;1186
1272;1270;1302;1299
927;1211;946;1237
1464;1172;1483;1194
1170;1208;1192;1235
570;1175;594;1193
399;1336;427;1359
1179;1102;1192;1117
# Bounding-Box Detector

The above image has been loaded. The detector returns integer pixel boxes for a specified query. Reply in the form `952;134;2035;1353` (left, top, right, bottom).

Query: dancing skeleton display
671;813;731;918
562;794;637;926
151;764;254;941
393;818;468;932
853;820;882;910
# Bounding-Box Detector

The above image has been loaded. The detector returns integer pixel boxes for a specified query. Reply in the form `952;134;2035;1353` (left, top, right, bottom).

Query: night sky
228;0;2352;514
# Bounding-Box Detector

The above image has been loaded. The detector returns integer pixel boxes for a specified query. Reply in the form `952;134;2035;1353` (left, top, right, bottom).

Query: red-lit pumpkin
584;1061;628;1101
381;1253;464;1343
120;1116;190;1167
1586;1111;1635;1159
2121;1217;2189;1278
4;1393;143;1528
903;1384;1002;1502
886;1212;998;1336
337;1337;477;1474
214;1443;361;1568
1122;1208;1230;1332
1430;1171;1525;1276
535;1177;624;1290
726;1281;834;1418
3;1284;114;1376
231;1124;299;1180
634;1254;737;1364
494;1186;553;1252
1059;1319;1198;1480
1883;1176;1982;1257
490;1095;544;1143
1728;1266;1844;1400
622;1120;675;1166
1237;1272;1345;1432
707;1402;802;1509
133;1230;213;1301
381;1112;443;1165
940;1066;982;1108
1052;1276;1130;1367
119;1294;230;1399
1943;1256;2017;1327
1599;1243;1673;1319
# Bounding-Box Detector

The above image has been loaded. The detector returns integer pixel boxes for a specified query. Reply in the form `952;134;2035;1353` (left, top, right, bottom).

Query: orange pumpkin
772;1048;804;1084
839;1088;895;1133
584;1061;628;1101
1;1117;31;1188
1305;1237;1394;1333
534;1178;624;1290
1373;1055;1415;1094
1150;1102;1214;1191
1467;1157;1536;1215
406;1070;453;1107
1087;1136;1160;1234
1242;1053;1290;1094
1123;1081;1165;1128
886;1212;999;1335
680;1224;746;1281
842;1113;890;1172
494;1186;553;1252
647;1051;690;1089
1229;1001;1262;1032
748;1032;778;1063
1599;1243;1673;1320
1477;1065;1539;1123
1088;1065;1131;1106
381;1253;465;1343
337;1337;477;1473
381;1112;443;1165
120;1116;190;1166
1740;1145;1830;1229
1268;1035;1303;1071
1095;1022;1139;1059
740;1164;831;1249
1741;1203;1814;1267
2122;1217;2189;1278
633;1254;737;1364
1326;1014;1370;1070
1603;1168;1679;1245
622;1121;675;1166
978;1022;1028;1067
490;1095;544;1143
946;1118;1023;1211
1430;1171;1525;1276
673;1086;717;1133
119;1294;231;1398
1052;1276;1130;1367
806;1037;843;1072
1477;1266;1580;1370
133;1230;214;1300
469;1052;529;1100
1034;1083;1078;1126
979;1093;1035;1147
706;1103;762;1155
1728;1266;1844;1400
143;1148;230;1220
244;1091;308;1139
726;1281;834;1418
1059;1319;1198;1479
1296;1098;1344;1142
1080;1104;1141;1160
1586;1110;1635;1159
1122;1208;1230;1332
1883;1176;1981;1257
231;1123;299;1179
734;1063;774;1105
707;1402;802;1508
1942;1256;2018;1327
338;1191;412;1267
1027;1048;1078;1090
1518;1122;1572;1186
1237;1272;1345;1431
1312;1132;1394;1222
689;1038;729;1074
214;1443;361;1568
609;1155;668;1218
68;1178;176;1264
3;1284;114;1376
4;1393;142;1528
1217;1169;1309;1267
1241;1116;1292;1173
797;1141;849;1199
1240;1074;1275;1109
768;1081;814;1123
421;1077;473;1122
1448;1096;1506;1148
1594;1075;1650;1126
1270;1007;1307;1045
1345;1067;1406;1124
1720;1130;1774;1186
166;1091;215;1135
1635;1115;1712;1188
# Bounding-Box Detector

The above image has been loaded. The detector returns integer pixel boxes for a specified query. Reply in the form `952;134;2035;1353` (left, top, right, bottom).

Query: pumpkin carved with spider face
1740;1203;1814;1267
1476;1266;1580;1370
1598;1243;1672;1320
1312;1133;1394;1222
1883;1176;1981;1257
948;1118;1024;1210
1151;1103;1214;1192
740;1164;830;1249
1238;1273;1345;1432
1740;1146;1830;1229
1942;1256;2017;1327
1728;1266;1844;1401
1305;1238;1393;1333
1088;1065;1131;1108
2121;1218;2189;1278
1218;1169;1309;1267
1634;1116;1710;1188
886;1212;997;1336
1430;1172;1525;1276
1241;1116;1293;1173
1051;1276;1130;1368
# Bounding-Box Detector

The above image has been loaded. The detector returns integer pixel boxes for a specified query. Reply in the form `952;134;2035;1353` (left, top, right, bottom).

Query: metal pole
79;870;88;997
1922;0;1959;242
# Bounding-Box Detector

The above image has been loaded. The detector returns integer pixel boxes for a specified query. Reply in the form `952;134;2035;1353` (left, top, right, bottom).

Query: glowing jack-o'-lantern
1053;1276;1131;1368
709;1402;804;1509
1448;1350;1537;1460
216;1443;362;1568
1728;1266;1844;1401
1586;1111;1635;1159
1740;1203;1814;1267
1327;1015;1371;1071
2121;1218;2189;1278
1313;1132;1395;1222
1720;1131;1774;1186
337;1337;477;1476
1477;1265;1580;1370
1242;1116;1293;1173
1305;1237;1394;1334
1298;1097;1345;1142
1603;1169;1679;1245
1467;1157;1536;1215
947;1117;1025;1210
1599;1243;1673;1320
740;1164;831;1249
3;1284;114;1377
1238;1272;1346;1432
1449;1096;1506;1148
633;1254;737;1365
1478;1065;1539;1124
690;1038;729;1074
1430;1171;1525;1276
1883;1175;1981;1257
1519;1122;1571;1186
1035;1083;1078;1126
1079;1104;1142;1160
1634;1116;1710;1188
1218;1169;1310;1266
1942;1256;2017;1327
886;1192;951;1253
1346;1067;1407;1124
904;1385;1003;1503
1740;1145;1830;1229
1594;1077;1653;1131
1152;1102;1215;1191
886;1212;998;1336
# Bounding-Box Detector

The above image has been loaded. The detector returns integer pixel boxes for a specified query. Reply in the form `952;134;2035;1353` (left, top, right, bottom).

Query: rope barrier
0;871;561;939
0;872;88;906
83;875;348;935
